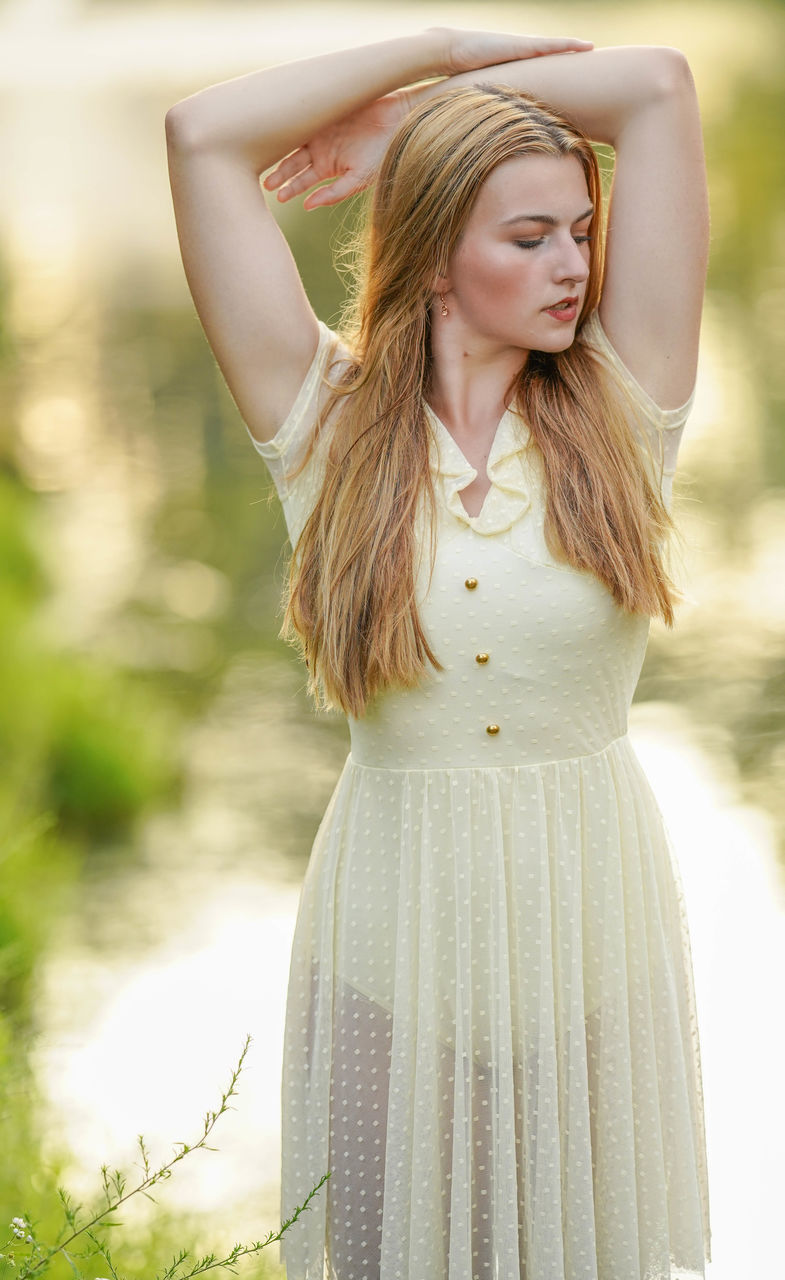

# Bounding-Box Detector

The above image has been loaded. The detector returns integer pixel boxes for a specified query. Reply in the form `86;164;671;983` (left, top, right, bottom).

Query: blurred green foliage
0;339;190;1271
0;470;181;847
0;470;278;1273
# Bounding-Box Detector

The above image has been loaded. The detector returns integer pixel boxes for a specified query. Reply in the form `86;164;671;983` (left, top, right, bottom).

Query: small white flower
11;1218;25;1228
25;1235;34;1244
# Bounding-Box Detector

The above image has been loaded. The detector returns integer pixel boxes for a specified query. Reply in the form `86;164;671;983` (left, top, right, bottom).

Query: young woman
166;26;711;1280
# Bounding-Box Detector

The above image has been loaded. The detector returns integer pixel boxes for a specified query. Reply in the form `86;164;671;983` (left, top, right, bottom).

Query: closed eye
515;235;592;250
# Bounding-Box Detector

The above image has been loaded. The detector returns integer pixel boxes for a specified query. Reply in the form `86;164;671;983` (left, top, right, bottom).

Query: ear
432;272;451;293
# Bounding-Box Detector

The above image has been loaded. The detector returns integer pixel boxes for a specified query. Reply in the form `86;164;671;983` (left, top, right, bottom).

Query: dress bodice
349;406;650;770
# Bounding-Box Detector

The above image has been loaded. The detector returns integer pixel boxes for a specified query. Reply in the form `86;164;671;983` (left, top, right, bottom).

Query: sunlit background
1;1;784;1277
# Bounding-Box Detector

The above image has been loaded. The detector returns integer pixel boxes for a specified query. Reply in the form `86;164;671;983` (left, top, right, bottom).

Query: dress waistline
346;731;632;775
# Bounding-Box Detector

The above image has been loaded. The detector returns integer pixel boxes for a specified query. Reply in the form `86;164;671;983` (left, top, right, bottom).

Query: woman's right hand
264;89;415;209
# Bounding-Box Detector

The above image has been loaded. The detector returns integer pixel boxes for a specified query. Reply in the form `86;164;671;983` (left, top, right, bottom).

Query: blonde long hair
282;85;678;718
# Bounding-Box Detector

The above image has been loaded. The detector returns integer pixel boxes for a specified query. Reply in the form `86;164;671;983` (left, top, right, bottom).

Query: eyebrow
501;205;594;227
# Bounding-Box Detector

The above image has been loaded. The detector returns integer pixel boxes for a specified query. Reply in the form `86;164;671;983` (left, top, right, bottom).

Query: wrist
419;26;455;78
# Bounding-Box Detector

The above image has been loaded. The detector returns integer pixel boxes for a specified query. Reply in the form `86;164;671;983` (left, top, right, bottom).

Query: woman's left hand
263;89;414;209
437;27;593;75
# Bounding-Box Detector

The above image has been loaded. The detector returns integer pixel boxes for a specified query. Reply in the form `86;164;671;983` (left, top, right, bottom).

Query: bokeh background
1;1;784;1277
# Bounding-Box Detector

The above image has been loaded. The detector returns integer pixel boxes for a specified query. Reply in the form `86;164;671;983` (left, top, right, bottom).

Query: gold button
475;652;489;665
464;577;478;590
486;724;500;736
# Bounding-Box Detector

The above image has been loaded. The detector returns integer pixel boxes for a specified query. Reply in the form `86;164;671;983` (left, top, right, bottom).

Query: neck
427;319;528;436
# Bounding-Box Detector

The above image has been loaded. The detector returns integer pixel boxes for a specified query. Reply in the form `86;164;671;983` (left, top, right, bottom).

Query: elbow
165;104;191;149
165;102;203;152
648;46;698;101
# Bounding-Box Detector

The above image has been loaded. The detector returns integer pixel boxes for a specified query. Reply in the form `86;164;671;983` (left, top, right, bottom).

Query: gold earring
439;293;448;317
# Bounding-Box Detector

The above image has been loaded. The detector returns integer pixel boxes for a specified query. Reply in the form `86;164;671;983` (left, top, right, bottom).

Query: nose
555;234;590;284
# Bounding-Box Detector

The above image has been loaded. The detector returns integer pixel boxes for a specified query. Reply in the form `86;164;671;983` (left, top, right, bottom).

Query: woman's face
441;152;593;358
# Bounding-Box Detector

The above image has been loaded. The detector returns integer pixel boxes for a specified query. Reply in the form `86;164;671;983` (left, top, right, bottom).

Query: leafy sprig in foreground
0;1035;330;1279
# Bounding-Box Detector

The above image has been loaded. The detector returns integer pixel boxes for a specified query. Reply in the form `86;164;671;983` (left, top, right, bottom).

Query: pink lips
545;295;579;322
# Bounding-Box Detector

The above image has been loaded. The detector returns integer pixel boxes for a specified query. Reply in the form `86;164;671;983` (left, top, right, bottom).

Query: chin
533;331;577;353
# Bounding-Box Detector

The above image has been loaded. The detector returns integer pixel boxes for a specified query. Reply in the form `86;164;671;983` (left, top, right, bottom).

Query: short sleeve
243;320;351;546
580;309;696;508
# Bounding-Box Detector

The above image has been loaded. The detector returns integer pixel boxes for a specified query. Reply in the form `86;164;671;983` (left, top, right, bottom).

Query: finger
303;171;364;210
491;35;594;63
263;147;311;190
276;165;320;203
265;152;310;191
530;44;594;60
519;35;594;53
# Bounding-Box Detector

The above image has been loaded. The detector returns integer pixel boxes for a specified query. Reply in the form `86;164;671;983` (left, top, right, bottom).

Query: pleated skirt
277;734;711;1280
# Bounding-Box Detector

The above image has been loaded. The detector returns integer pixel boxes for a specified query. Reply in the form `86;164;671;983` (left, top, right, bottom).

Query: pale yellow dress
245;311;712;1280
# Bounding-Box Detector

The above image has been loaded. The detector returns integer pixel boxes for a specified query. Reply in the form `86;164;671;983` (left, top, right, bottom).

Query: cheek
454;246;532;307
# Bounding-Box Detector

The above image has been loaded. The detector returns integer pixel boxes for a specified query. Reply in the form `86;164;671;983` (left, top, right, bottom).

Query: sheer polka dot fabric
245;313;711;1279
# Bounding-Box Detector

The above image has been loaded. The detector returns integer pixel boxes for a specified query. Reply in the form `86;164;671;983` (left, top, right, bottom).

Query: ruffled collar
425;402;532;535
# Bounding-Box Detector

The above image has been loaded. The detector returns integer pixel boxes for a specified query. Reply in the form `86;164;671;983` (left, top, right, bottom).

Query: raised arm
165;29;592;443
165;34;444;444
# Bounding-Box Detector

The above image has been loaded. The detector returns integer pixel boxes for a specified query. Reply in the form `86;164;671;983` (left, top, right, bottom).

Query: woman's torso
244;309;694;768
